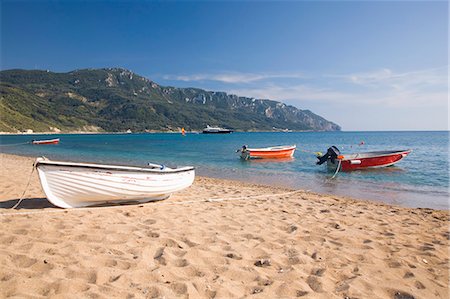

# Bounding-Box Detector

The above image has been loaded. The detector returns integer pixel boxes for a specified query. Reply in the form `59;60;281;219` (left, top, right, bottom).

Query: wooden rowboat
35;158;195;208
239;145;296;160
317;146;411;171
32;138;60;145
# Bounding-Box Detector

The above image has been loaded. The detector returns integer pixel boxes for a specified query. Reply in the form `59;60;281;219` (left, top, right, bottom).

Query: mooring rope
0;141;30;147
329;159;342;180
0;189;305;217
11;163;36;209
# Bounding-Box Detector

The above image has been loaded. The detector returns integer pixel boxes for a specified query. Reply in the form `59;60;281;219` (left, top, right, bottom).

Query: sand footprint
170;282;188;295
85;270;98;284
393;290;415;299
0;273;14;282
256;275;273;287
161;238;182;248
171;248;187;257
414;281;426;289
108;248;125;256
102;258;118;267
225;252;242;260
39;281;63;297
173;258;189;267
311;267;326;277
154;247;166;265
143;218;156;225
12;254;37;268
145;286;162;298
306;275;323;292
146;231;160;238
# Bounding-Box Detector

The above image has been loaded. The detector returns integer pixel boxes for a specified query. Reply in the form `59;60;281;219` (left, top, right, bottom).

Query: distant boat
238;145;296;160
35;158;195;208
272;127;292;132
31;138;60;145
317;146;411;171
202;125;233;134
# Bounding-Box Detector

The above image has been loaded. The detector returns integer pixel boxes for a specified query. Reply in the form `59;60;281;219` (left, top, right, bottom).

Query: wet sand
0;153;448;298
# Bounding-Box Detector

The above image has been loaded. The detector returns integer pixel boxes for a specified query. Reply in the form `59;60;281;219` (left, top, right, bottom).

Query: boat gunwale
246;145;296;152
32;138;60;143
36;160;195;174
341;149;411;160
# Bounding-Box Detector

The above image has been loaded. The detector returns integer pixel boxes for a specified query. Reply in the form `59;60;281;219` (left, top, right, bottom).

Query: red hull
32;138;60;145
241;145;296;160
329;150;411;171
248;148;295;159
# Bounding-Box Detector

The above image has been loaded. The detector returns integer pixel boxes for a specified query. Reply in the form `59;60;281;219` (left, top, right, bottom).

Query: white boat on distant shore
202;125;233;134
35;158;195;208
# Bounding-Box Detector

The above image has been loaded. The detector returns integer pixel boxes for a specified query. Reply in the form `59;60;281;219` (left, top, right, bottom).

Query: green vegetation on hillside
0;68;341;133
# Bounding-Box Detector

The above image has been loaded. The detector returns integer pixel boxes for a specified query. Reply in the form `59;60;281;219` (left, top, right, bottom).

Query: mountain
0;68;341;133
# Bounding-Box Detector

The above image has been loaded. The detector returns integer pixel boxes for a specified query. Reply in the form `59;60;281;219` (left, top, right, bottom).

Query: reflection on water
239;157;296;164
342;166;406;174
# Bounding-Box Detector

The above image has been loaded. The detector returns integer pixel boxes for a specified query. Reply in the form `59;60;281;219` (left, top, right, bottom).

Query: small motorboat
35;158;195;208
238;145;296;160
317;146;411;171
202;125;233;134
32;138;60;145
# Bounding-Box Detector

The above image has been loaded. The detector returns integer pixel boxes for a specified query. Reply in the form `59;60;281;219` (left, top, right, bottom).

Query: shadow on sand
0;197;164;210
0;197;55;210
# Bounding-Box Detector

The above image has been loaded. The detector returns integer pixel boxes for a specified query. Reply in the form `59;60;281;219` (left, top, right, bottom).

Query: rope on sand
11;163;36;209
0;189;305;217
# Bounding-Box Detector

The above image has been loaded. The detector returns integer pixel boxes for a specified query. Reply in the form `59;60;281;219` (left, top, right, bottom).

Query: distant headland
0;68;341;133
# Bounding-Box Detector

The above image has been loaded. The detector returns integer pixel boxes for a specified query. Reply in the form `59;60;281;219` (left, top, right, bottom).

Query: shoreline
1;153;447;212
0;130;321;135
1;152;448;211
1;130;448;135
1;153;449;298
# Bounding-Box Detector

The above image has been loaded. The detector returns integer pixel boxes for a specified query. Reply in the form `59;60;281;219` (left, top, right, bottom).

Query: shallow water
1;131;448;209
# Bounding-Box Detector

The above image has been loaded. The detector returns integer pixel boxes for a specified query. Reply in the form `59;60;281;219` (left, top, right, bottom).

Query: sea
1;131;448;210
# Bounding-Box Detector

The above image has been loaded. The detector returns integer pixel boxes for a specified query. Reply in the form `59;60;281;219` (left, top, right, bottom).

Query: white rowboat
35;158;195;208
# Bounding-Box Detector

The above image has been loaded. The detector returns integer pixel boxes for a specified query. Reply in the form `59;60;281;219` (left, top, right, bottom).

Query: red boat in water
317;146;411;171
238;145;296;160
32;138;60;145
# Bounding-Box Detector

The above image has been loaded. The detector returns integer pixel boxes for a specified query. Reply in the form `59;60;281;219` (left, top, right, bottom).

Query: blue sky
1;0;448;131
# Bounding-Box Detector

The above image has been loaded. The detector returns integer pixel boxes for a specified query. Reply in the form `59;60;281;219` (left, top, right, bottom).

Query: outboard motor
316;146;341;165
236;145;248;153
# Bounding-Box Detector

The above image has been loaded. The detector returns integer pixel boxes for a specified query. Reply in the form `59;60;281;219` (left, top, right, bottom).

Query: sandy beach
0;153;448;298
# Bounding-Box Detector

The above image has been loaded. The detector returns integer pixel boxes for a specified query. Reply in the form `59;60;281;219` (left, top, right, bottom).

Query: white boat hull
36;159;195;208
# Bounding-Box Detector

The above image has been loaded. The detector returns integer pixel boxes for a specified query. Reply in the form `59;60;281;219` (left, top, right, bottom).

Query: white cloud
225;66;448;108
162;72;306;83
159;66;447;109
228;84;447;108
335;66;447;87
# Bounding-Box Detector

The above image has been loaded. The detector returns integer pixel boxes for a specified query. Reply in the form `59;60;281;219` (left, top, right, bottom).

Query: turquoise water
1;131;448;209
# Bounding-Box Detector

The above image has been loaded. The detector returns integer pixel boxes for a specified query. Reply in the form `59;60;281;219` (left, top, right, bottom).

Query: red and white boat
32;138;60;145
238;144;296;160
317;146;411;171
